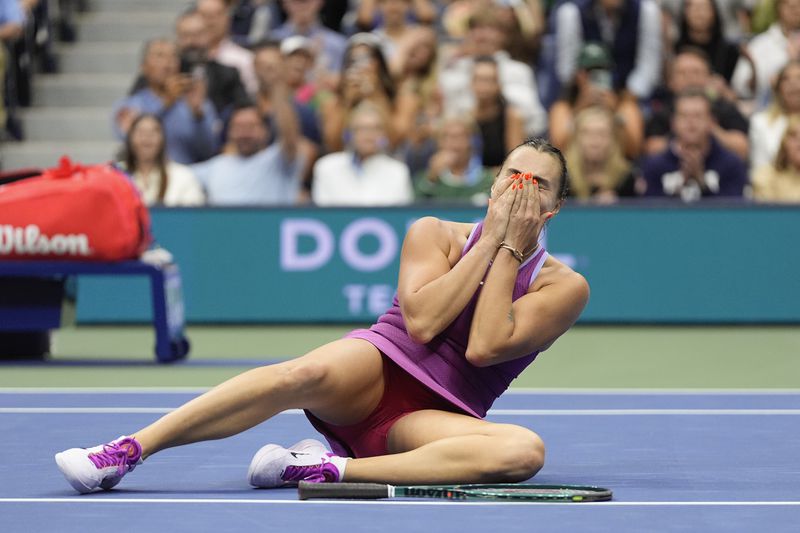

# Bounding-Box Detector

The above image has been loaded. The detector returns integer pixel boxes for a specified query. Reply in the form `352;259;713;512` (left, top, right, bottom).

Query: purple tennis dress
346;221;550;419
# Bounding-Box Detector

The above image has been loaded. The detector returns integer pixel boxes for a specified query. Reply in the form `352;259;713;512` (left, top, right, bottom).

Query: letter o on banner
340;218;397;272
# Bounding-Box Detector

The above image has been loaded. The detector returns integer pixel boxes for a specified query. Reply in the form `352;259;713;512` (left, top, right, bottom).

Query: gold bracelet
498;242;524;263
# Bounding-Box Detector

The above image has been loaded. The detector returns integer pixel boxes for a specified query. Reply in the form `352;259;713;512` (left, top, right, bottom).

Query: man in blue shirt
640;89;748;202
112;39;219;165
190;79;305;205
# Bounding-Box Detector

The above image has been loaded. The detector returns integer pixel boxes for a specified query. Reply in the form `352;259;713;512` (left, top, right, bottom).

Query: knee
486;426;545;483
272;358;332;398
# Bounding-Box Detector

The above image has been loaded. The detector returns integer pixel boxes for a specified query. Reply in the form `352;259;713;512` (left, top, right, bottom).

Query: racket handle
298;481;393;500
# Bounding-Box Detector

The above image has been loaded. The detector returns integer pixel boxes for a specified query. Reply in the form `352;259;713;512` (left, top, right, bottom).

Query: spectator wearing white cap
280;35;324;111
272;0;347;90
254;40;320;201
255;40;321;146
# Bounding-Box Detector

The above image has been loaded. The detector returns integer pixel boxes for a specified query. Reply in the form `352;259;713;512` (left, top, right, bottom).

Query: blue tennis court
1;389;799;532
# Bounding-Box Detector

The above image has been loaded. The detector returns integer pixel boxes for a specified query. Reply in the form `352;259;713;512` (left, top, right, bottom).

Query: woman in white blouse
750;61;800;173
120;114;205;206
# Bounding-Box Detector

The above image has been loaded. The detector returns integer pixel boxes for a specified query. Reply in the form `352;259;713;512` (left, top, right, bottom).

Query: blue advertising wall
76;205;800;324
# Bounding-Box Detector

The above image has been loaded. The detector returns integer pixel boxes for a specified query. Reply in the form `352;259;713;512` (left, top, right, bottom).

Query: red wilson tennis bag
0;157;151;261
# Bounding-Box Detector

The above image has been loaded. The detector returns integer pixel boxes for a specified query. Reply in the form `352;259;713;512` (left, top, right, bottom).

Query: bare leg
343;410;545;484
132;339;385;459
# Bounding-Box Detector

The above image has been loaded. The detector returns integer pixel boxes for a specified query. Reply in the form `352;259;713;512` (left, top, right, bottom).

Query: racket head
443;483;613;502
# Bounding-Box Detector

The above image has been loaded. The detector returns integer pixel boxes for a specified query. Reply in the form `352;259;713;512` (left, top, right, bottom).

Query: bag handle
43;156;85;180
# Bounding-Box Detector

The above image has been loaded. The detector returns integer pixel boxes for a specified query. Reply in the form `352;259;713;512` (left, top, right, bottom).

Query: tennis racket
298;481;612;502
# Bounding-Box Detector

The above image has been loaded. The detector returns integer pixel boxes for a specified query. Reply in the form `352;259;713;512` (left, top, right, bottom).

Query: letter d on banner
280;219;334;271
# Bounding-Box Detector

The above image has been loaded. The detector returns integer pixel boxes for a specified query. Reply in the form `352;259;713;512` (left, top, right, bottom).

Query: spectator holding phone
112;38;219;165
553;0;662;101
198;0;258;95
319;33;397;152
549;43;644;159
175;10;250;121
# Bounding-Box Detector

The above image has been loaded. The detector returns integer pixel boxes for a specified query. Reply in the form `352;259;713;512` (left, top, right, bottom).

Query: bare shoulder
531;255;590;301
404;218;475;265
406;218;474;245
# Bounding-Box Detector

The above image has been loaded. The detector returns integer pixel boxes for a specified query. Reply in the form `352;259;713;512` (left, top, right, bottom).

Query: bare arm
0;22;22;41
273;81;300;161
411;0;436;24
320;95;346;153
616;94;644;159
355;0;378;30
393;82;421;144
398;178;516;343
713;126;749;161
505;106;526;156
467;179;589;366
547;101;573;151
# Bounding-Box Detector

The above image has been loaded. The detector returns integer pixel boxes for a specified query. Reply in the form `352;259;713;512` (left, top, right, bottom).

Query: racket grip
298;481;392;500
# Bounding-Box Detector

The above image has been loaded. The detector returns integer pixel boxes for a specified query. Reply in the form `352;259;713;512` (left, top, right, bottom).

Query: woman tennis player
56;138;589;493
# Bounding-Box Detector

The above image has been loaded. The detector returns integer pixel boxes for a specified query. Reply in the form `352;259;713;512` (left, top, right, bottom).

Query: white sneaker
55;436;143;494
247;438;347;488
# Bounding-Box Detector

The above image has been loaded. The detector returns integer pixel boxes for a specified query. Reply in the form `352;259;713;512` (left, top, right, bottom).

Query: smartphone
191;64;206;83
588;69;613;91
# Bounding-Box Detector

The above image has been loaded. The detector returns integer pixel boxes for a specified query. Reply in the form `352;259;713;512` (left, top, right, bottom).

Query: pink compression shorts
304;355;464;458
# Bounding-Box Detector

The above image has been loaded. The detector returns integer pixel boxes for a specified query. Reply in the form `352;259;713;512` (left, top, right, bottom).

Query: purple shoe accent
282;453;341;484
87;437;142;475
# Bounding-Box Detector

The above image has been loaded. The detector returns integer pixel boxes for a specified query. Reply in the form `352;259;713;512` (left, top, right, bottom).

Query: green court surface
1;325;798;389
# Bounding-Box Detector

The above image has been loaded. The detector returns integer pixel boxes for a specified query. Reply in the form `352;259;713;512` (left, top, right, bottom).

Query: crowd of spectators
6;0;800;205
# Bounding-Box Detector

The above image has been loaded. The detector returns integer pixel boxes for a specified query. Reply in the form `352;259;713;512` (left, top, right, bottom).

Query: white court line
3;408;800;416
0;498;798;507
1;387;800;395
